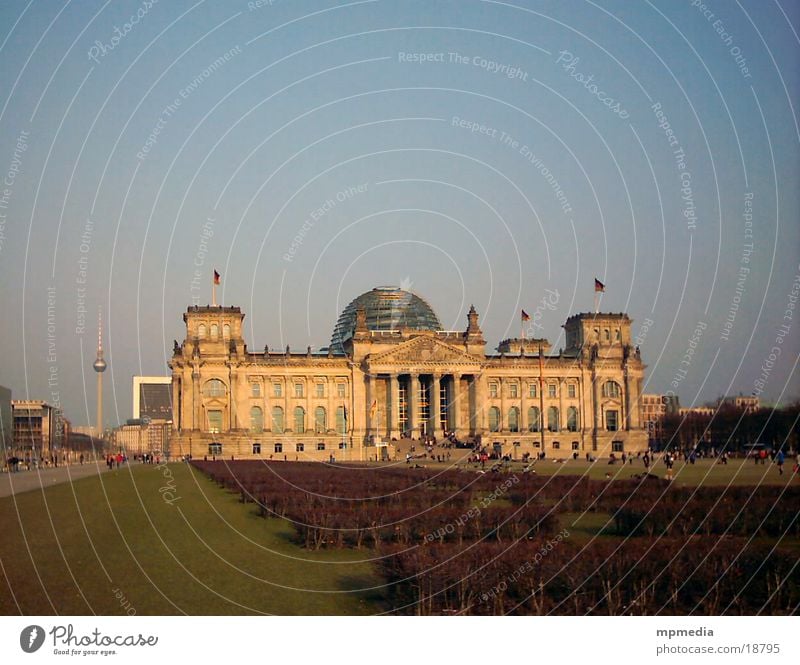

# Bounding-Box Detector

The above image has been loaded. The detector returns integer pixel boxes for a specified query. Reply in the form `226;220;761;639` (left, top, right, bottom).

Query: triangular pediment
367;336;483;369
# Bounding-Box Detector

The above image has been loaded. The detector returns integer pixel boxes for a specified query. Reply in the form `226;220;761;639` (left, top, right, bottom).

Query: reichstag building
168;286;648;460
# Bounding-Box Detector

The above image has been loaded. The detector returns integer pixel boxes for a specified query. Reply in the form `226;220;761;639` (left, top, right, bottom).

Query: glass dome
331;287;442;349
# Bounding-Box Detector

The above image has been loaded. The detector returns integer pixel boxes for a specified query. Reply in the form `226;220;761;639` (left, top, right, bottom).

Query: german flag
521;309;530;321
594;278;605;293
213;270;221;285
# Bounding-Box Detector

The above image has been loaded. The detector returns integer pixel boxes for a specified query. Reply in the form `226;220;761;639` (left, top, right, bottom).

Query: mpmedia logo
20;625;45;653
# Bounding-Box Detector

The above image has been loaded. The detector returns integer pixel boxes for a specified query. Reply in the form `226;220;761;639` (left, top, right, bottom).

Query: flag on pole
521;309;530;321
213;270;221;285
594;278;605;292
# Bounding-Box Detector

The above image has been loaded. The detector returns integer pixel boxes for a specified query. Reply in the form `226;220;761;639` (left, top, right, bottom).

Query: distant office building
0;385;11;454
133;376;172;421
679;406;716;417
112;418;170;456
640;394;667;446
719;395;760;414
11;400;62;459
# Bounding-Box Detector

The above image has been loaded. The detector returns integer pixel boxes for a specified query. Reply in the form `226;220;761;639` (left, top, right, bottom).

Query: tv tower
93;308;107;439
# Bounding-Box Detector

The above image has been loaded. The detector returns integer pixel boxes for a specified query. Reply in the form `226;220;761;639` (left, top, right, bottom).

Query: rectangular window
528;383;537;398
274;442;283;453
296;443;304;452
509;383;518;398
251;383;261;397
548;384;556;398
606;410;619;431
552;441;560;450
315;383;325;398
317;442;326;451
338;442;347;450
207;410;223;434
273;383;282;398
294;383;304;398
337;383;346;398
568;384;576;398
252;442;261;454
208;443;222;455
571;441;579;451
612;441;624;452
489;383;498;398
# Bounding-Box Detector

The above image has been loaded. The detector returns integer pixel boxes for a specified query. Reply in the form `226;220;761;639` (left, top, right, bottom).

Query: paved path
0;462;112;498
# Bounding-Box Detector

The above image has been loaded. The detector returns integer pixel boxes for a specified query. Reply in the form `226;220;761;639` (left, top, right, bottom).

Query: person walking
776;450;785;475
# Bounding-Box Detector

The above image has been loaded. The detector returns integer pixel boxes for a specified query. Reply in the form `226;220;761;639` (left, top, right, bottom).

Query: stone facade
168;289;649;461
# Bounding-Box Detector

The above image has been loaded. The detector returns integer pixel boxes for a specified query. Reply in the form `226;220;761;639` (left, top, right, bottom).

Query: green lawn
454;457;797;487
0;463;385;615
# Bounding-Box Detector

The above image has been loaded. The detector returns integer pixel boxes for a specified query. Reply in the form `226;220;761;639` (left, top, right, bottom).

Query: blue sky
0;0;798;427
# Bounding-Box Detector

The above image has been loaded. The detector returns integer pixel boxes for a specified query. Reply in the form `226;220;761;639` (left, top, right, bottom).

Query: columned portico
409;373;420;439
389;373;400;439
430;374;441;436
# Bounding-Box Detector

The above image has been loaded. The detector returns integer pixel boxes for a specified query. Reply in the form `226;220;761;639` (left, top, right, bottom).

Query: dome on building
330;286;442;349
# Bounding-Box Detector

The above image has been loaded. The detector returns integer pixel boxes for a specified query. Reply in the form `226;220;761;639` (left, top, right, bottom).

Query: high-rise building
132;376;172;421
11;400;60;460
0;385;12;458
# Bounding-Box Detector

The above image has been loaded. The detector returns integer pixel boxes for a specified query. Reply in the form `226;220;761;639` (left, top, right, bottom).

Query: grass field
0;463;384;615
1;458;795;615
451;456;797;486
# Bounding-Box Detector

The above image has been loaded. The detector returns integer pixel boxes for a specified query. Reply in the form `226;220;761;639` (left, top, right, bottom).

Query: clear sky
0;0;798;428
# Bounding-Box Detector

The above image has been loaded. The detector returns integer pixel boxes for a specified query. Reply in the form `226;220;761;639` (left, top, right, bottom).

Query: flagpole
212;272;217;307
594;291;599;314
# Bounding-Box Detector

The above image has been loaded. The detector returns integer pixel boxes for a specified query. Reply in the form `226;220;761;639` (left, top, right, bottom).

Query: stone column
409;373;420;439
365;372;373;439
520;377;527;434
431;373;441;437
389;373;400;439
172;376;181;431
192;368;201;430
499;377;506;432
327;376;334;434
451;373;461;436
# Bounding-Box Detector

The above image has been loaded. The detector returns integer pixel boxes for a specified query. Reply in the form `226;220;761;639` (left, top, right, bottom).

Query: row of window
248;405;347;434
487;380;621;399
205;378;623;400
208;441;347;456
203;378;348;399
486;406;620;432
197;323;230;339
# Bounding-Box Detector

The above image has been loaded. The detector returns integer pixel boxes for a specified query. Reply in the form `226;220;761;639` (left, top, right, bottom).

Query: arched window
223;324;231;339
614;329;620;341
294;406;306;433
271;406;284;434
604;329;610;341
567;406;578;432
602;381;621;398
210;323;219;338
314;406;326;433
204;379;226;397
250;406;263;433
198;324;207;338
508;407;520;433
336;406;347;434
488;406;501;432
548;406;560;432
528;406;541;432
